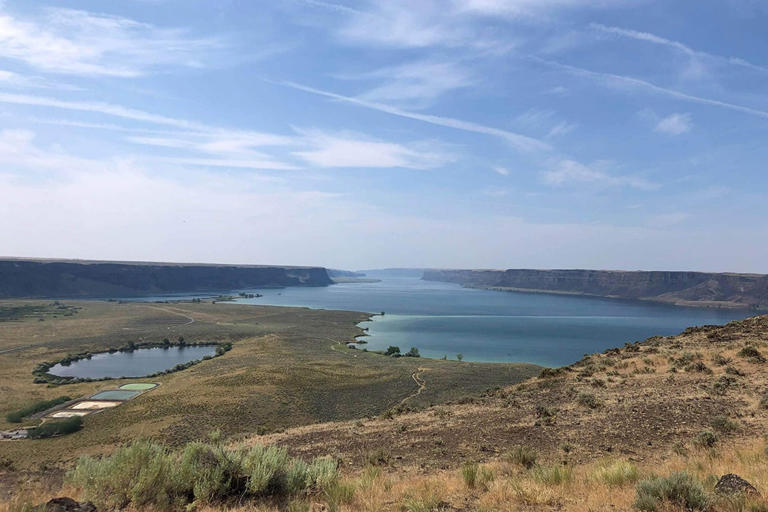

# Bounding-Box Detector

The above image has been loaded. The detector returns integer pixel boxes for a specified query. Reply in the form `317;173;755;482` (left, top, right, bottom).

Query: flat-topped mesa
422;268;768;309
0;258;333;298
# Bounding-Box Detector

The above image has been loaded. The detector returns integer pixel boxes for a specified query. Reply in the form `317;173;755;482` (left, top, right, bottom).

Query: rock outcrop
422;268;768;308
0;258;332;298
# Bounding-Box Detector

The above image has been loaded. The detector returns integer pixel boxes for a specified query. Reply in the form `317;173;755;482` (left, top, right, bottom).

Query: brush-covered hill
423;268;768;309
0;258;332;298
6;315;768;511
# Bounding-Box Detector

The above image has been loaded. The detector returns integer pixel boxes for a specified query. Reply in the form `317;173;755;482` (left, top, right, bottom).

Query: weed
504;446;537;469
533;465;573;485
710;415;739;433
592;460;640;487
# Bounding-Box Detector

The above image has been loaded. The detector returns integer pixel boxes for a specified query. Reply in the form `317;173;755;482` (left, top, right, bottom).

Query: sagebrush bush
592;460;640;487
577;392;601;409
68;438;340;510
635;472;707;511
694;430;718;448
710;415;739;433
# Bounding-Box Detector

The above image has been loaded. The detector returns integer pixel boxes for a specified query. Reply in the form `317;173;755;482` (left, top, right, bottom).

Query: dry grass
6;440;767;512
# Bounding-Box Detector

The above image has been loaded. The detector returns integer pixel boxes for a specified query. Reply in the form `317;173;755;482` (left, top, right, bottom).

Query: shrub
68;438;340;510
504;445;538;469
738;346;766;363
635;472;707;511
712;354;731;366
725;366;745;376
405;347;420;357
593;460;640;487
384;346;401;356
27;416;82;439
710;415;739;433
694;430;718;448
712;375;737;395
577;392;601;409
760;391;768;410
365;448;390;466
6;396;71;423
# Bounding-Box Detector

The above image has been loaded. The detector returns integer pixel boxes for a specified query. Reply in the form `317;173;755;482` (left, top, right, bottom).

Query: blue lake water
227;276;751;367
48;346;217;379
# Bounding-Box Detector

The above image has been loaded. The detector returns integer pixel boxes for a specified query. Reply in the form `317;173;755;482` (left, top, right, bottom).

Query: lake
229;276;751;366
48;345;217;379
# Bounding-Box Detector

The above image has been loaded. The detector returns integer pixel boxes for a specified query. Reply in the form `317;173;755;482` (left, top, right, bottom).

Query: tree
406;347;420;358
385;346;401;356
457;353;464;361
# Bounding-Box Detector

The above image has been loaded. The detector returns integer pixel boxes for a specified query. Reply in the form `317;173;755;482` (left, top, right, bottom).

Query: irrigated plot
89;390;140;401
119;383;157;391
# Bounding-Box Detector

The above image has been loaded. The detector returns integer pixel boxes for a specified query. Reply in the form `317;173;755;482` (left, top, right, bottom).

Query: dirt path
143;305;196;325
398;368;426;406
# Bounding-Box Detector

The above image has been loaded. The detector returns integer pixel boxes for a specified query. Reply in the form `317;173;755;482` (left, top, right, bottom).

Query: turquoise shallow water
229;276;751;367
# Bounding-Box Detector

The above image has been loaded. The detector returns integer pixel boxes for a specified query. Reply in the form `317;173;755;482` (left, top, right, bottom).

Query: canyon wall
0;258;332;298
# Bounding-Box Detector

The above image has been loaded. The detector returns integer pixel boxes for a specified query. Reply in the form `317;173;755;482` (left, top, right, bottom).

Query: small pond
48;346;217;379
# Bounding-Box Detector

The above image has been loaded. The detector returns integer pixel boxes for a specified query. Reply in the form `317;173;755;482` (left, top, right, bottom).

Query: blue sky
0;0;767;271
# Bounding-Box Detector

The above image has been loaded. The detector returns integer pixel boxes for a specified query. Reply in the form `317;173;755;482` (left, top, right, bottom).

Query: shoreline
463;284;766;311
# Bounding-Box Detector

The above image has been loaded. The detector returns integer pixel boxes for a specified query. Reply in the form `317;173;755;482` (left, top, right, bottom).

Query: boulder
45;497;97;512
714;474;759;496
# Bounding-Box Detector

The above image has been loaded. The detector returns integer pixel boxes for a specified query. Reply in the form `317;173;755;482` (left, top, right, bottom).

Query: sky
0;0;767;272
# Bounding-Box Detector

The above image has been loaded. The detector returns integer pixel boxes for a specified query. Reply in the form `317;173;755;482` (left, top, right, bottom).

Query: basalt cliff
0;258;332;298
423;268;768;309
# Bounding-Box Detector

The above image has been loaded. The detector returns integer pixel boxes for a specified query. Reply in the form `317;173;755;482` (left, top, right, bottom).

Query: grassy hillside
4;306;768;511
0;300;539;473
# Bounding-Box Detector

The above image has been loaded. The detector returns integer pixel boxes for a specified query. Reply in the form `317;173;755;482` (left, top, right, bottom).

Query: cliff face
0;259;332;298
422;269;768;308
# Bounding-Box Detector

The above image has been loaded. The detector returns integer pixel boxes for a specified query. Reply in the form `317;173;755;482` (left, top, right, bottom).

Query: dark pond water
48;345;217;379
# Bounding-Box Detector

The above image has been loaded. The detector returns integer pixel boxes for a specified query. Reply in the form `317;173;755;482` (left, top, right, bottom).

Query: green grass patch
5;395;72;423
28;416;82;439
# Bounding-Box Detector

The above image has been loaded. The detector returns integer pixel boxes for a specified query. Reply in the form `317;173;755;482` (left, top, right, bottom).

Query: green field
0;300;540;470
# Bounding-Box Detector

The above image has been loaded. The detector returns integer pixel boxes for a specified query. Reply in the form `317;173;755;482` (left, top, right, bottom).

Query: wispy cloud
493;166;511;176
534;58;768;120
0;8;225;77
654;113;692;135
542;159;657;190
278;80;551;152
346;60;474;107
293;130;453;169
590;23;768;74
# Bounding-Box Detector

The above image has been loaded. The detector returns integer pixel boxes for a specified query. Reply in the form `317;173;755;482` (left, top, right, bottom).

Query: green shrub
635;472;707;511
577;392;601;409
384;346;401;356
593;460;640;487
738;346;766;363
27;416;81;439
504;445;537;469
710;415;739;433
695;430;718;448
68;438;340;510
6;396;71;423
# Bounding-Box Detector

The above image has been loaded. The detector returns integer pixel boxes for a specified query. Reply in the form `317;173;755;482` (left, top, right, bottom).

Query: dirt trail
143;305;196;325
398;368;426;406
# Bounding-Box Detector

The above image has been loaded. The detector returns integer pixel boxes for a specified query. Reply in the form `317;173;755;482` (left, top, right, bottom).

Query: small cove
48;345;217;379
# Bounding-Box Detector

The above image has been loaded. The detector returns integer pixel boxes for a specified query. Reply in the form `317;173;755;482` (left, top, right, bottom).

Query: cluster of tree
384;346;420;358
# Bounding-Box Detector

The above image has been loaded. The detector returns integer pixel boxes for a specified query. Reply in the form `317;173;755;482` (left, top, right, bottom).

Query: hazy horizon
1;1;767;272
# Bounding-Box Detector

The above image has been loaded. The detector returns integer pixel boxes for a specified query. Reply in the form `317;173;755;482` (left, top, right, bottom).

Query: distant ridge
0;257;332;298
423;268;768;309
